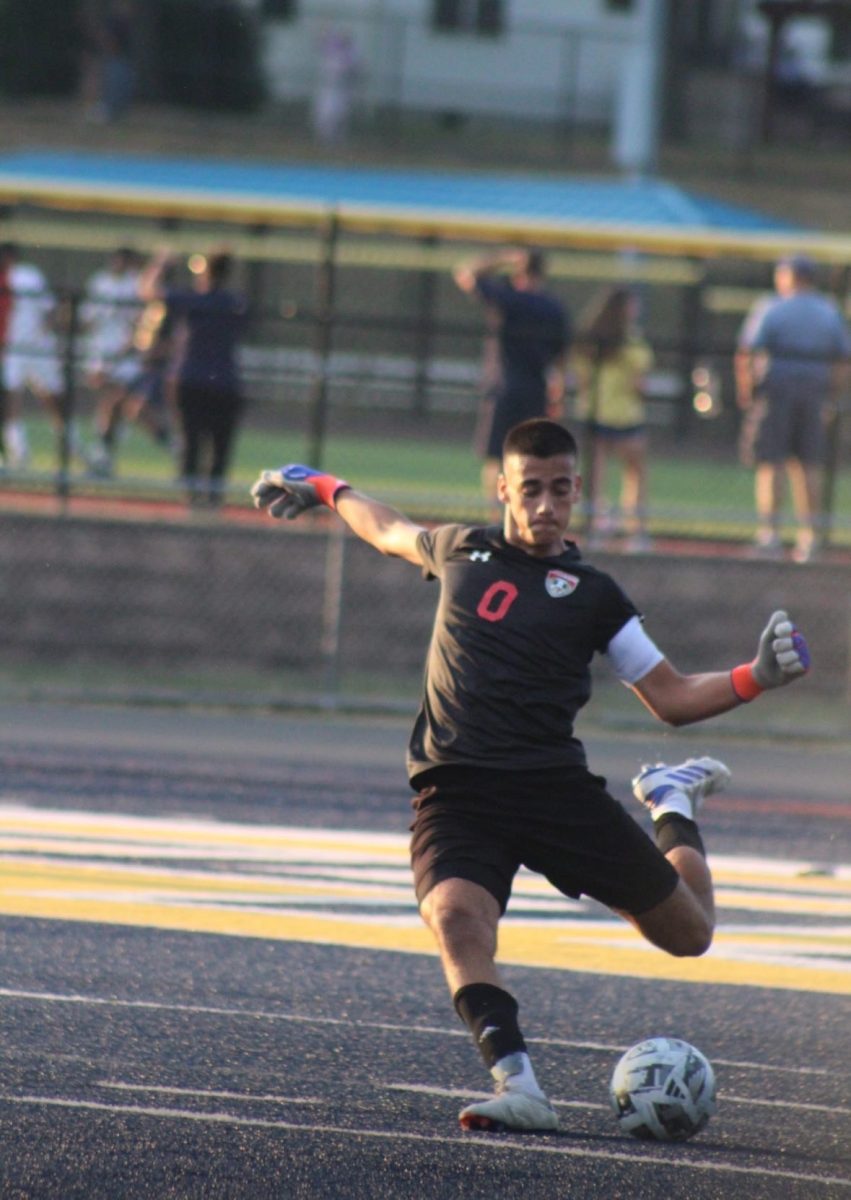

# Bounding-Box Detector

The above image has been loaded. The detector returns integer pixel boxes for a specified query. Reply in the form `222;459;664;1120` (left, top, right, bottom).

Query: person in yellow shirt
572;286;654;551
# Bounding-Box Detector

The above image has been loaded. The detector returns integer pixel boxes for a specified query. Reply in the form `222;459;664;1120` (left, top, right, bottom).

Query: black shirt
407;524;638;781
475;277;569;401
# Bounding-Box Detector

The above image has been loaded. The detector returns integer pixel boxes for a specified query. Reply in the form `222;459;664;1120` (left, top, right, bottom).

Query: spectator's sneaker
631;756;731;820
459;1089;558;1133
791;533;817;564
748;533;783;560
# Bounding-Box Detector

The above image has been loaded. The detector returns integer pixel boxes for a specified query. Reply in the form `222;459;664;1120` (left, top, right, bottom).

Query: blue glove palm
251;464;349;520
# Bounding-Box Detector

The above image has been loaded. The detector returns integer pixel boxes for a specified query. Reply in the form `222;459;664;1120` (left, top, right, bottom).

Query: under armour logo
470;551;492;562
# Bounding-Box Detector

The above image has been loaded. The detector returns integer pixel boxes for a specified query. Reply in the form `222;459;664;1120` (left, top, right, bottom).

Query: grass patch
10;415;851;540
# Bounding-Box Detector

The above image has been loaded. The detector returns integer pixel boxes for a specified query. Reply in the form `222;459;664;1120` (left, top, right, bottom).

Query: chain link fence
3;225;851;532
1;228;850;728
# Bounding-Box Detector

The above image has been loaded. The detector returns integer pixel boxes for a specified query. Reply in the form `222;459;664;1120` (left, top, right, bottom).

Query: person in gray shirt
735;254;851;562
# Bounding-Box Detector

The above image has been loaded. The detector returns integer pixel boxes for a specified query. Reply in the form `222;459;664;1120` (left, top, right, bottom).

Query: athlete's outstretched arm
251;464;426;565
631;611;810;727
334;489;425;564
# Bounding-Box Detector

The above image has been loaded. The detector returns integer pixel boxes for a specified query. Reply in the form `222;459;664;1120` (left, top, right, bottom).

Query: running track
0;703;849;1199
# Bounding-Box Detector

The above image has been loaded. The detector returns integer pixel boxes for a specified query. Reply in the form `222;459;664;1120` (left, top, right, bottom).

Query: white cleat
459;1089;559;1133
631;756;731;819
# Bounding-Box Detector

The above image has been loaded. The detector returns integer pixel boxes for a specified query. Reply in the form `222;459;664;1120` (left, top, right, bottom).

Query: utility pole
611;0;669;177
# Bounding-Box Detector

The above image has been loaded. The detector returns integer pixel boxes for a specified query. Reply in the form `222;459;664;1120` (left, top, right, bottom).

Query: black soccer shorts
409;764;680;917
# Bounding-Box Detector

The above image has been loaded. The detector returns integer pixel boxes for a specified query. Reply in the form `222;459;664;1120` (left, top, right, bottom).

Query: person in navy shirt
454;247;570;517
140;248;247;507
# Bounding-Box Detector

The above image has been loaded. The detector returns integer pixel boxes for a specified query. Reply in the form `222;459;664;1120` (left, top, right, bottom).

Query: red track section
3;487;851;565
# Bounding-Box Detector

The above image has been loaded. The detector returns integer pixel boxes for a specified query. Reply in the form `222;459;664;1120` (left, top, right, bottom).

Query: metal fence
2;227;850;544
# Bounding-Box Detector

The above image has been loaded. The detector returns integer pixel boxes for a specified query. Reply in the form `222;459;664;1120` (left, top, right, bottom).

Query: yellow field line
0;892;847;995
6;854;849;907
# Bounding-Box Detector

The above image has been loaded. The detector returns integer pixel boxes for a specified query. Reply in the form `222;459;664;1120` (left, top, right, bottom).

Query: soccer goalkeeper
251;418;810;1135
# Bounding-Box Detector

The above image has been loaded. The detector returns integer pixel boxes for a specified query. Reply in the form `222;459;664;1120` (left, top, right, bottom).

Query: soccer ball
609;1036;717;1142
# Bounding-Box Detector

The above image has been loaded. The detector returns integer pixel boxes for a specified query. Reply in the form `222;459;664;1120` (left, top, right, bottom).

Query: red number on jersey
476;580;519;623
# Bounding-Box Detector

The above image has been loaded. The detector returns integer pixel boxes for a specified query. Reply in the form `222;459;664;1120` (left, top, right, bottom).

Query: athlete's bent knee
665;922;713;958
633;900;714;958
421;883;499;955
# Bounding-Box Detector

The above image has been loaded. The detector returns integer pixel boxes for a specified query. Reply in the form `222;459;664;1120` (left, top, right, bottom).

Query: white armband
606;615;664;684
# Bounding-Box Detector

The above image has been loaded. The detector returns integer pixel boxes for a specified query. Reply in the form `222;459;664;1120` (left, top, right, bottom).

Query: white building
243;0;665;126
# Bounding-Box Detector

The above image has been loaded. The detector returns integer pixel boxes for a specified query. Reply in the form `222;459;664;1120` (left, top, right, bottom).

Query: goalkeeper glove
251;464;350;521
731;610;810;701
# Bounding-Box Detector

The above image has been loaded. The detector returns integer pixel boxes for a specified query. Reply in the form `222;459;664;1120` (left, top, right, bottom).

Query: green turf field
11;414;851;542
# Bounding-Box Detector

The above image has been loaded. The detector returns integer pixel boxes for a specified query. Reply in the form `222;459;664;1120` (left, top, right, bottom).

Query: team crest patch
545;570;579;598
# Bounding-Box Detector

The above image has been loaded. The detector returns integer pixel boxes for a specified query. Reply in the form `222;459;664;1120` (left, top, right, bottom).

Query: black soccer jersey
406;524;639;780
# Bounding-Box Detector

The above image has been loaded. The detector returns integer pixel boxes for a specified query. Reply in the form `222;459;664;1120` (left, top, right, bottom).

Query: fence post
307;209;340;469
319;521;347;708
677;264;706;437
821;405;842;550
821;263;850;550
412;234;437;417
57;287;81;507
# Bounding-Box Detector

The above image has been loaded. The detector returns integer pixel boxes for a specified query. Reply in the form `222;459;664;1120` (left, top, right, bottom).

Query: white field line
1;804;849;882
0;987;834;1077
96;1078;851;1119
0;1093;848;1189
99;1082;323;1105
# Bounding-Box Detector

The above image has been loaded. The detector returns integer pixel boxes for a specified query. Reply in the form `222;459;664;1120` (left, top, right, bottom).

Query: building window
433;0;504;36
261;0;297;18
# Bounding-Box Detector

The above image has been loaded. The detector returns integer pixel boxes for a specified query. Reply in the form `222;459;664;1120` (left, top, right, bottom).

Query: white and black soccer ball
609;1036;717;1142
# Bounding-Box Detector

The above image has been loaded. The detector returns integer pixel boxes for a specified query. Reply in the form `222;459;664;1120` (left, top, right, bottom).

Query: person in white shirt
80;246;145;475
0;243;91;471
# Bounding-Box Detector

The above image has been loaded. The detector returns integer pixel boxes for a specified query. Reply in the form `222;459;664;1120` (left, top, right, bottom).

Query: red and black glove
251;464;350;520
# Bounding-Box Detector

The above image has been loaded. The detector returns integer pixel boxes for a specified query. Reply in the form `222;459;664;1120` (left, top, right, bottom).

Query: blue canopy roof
0;149;801;237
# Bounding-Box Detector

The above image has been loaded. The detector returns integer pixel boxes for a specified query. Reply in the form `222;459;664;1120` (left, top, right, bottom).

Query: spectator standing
0;244;11;465
453;247;570;516
99;1;136;123
312;27;360;144
572;286;654;551
0;244;92;472
139;248;247;508
735;254;851;562
120;288;180;458
77;0;104;123
80;246;145;475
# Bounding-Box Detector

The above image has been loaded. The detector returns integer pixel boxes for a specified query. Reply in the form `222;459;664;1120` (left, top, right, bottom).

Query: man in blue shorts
735;254;851;562
251;419;810;1133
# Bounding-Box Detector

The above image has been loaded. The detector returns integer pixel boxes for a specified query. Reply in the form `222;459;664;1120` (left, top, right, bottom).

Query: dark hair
777;254;817;283
522;248;546;278
207;251;233;285
503;418;577;460
576;286;633;362
113;246;138;267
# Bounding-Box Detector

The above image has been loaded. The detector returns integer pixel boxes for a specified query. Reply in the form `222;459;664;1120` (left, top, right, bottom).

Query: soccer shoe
631;756;731;820
458;1089;559;1133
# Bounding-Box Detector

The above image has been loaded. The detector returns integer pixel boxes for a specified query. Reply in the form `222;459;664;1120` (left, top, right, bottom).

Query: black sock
654;813;705;857
453;982;526;1070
